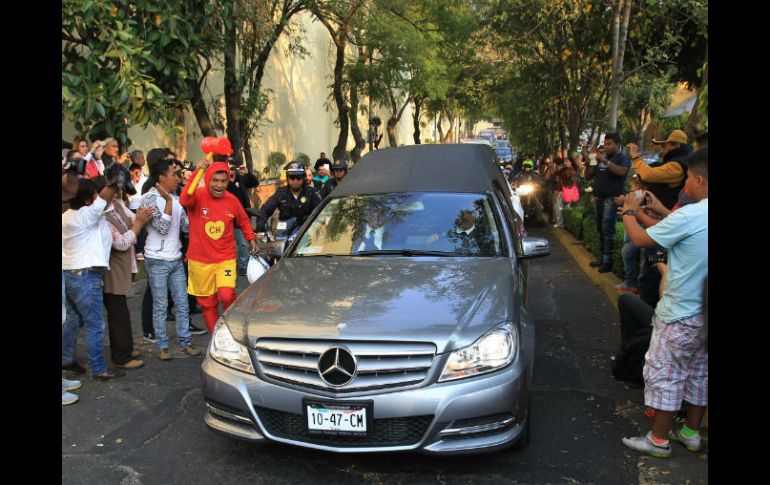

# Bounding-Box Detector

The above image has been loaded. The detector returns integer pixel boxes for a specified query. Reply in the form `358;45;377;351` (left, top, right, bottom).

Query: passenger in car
354;206;387;252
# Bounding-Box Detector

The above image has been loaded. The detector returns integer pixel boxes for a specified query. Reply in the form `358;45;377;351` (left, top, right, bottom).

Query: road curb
548;226;622;311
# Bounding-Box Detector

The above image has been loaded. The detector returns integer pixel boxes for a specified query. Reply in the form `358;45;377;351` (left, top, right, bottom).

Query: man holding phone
314;152;332;176
580;132;631;273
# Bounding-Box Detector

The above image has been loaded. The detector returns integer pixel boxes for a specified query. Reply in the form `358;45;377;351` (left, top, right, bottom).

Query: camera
104;162;137;196
645;248;668;266
62;154;87;176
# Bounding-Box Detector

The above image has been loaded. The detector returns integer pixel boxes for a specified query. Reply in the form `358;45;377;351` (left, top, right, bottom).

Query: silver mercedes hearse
201;144;549;454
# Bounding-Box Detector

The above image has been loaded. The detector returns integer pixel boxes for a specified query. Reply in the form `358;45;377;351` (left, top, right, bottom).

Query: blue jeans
234;228;249;271
144;257;191;349
595;197;618;259
62;270;108;374
62;271;66;326
621;240;640;288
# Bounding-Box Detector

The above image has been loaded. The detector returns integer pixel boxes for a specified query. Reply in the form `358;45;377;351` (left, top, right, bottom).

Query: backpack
611;326;652;387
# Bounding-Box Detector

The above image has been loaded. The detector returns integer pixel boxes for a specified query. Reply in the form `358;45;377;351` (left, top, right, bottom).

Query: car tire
512;397;531;450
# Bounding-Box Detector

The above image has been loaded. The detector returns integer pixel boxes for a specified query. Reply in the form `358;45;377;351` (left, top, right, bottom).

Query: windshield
292;193;506;257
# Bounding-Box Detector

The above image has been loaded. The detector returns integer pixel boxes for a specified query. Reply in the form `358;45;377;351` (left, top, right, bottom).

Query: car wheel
512;397;531;450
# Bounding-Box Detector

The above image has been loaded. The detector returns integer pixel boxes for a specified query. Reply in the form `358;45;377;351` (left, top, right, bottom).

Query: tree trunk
188;80;217;137
412;98;422;144
685;43;708;139
349;82;365;162
331;31;349;162
638;107;652;148
386;119;398;147
437;112;445;143
608;0;633;131
174;106;187;161
224;22;243;160
243;142;254;174
441;113;454;143
558;122;568;152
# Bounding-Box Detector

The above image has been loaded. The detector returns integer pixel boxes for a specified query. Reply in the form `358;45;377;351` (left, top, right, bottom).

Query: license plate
304;400;371;436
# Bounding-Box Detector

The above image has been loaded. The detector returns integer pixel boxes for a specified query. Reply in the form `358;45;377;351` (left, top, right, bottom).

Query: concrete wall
62;12;427;170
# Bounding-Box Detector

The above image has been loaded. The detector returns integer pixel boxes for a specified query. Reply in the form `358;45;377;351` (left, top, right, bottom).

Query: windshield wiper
355;249;461;257
291;253;340;258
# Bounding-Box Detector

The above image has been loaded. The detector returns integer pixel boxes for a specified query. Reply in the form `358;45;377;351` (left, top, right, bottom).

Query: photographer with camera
627;132;692;308
62;163;135;382
580;133;631;273
619;147;708;458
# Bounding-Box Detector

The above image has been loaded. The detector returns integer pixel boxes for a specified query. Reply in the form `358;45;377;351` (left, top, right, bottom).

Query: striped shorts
643;314;708;412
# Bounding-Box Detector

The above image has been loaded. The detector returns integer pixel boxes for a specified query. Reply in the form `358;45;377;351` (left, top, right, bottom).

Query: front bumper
201;356;529;455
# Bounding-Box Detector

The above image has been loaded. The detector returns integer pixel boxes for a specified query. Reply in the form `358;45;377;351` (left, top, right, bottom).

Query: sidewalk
549;226;623;310
548;225;708;485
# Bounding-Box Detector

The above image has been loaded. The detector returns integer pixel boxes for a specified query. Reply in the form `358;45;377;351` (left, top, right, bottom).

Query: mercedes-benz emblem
317;347;357;387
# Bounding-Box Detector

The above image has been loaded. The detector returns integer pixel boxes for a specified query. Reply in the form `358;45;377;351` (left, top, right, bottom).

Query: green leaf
94;102;106;118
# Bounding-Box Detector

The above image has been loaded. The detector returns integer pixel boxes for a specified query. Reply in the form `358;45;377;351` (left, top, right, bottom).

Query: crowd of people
502;128;708;459
62;131;708;461
61;141;347;406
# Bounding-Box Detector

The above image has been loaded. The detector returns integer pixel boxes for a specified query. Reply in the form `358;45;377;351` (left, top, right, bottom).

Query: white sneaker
62;377;82;392
668;428;702;452
622;431;672;458
62;391;79;406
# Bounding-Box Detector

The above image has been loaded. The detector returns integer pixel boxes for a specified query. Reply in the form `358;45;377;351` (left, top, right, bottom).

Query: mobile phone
323;163;330;172
589;153;597;166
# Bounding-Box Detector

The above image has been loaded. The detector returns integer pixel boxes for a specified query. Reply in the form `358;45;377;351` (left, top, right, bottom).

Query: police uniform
257;185;321;232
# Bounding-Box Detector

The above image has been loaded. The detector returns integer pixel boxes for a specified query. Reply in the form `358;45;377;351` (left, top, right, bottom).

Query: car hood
225;257;518;354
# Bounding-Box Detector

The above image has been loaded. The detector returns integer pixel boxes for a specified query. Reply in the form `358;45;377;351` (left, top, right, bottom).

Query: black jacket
227;172;259;209
644;145;691;210
256;185;321;232
320;178;339;199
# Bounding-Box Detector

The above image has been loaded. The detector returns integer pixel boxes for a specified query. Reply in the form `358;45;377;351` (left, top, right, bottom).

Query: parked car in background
495;146;514;165
461;137;494;147
477;129;497;144
201;144;548;455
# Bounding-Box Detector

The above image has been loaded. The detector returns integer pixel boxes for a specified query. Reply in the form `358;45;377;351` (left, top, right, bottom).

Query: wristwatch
622;209;637;216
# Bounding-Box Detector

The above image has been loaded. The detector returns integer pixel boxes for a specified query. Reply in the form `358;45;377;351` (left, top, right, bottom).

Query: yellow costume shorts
187;258;237;296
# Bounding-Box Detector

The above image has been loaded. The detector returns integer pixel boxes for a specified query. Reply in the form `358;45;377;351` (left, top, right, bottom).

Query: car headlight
439;322;517;382
517;184;534;195
209;319;255;374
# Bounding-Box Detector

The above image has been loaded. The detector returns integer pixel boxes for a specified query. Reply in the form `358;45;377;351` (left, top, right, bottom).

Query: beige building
62;12;469;172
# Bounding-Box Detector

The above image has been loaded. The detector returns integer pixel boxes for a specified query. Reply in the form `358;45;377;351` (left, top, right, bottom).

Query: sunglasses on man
287;174;304;180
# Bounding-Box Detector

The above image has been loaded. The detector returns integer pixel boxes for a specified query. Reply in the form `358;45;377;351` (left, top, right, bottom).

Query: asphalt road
62;227;706;484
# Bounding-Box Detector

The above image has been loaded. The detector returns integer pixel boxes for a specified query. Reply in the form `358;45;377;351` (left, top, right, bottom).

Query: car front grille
255;406;433;447
255;339;436;392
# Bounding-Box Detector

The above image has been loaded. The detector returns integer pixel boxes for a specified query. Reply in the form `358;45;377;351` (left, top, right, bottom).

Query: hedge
563;206;585;240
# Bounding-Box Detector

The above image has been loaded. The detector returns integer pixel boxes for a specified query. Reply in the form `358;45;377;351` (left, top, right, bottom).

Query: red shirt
180;163;256;264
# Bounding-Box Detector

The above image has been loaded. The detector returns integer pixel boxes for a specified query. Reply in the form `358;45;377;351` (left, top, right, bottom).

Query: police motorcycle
246;210;301;266
511;161;544;224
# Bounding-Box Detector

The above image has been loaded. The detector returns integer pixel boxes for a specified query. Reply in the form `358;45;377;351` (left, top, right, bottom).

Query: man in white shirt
62;177;125;381
139;158;200;361
127;162;147;210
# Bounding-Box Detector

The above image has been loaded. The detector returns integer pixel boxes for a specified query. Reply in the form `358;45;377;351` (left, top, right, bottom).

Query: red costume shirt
180;162;256;264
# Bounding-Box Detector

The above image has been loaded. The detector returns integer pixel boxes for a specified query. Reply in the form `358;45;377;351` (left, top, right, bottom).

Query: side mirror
519;237;550;259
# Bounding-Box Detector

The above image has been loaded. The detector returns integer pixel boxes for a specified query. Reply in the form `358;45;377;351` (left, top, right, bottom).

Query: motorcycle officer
256;161;322;234
513;160;539;186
